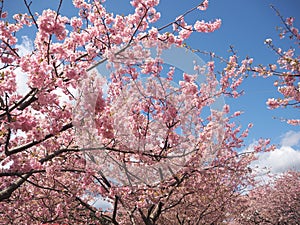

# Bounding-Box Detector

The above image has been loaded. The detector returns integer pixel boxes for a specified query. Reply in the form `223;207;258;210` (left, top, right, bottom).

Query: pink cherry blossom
266;98;281;109
198;0;209;11
194;19;221;33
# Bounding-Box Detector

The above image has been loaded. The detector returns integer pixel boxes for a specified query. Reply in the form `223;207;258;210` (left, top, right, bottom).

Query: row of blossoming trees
0;0;299;224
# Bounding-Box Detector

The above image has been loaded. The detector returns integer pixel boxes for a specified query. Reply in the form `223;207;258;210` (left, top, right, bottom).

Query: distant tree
235;171;300;225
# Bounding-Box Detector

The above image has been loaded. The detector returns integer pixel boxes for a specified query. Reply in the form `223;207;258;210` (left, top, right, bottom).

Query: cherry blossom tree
0;0;274;224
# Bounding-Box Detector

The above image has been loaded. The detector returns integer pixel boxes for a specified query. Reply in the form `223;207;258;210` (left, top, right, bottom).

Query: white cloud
252;130;300;174
280;130;300;147
15;36;33;95
253;146;300;173
15;36;33;56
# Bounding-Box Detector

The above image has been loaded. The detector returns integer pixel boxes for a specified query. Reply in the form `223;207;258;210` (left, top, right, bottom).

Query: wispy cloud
280;130;300;147
15;36;33;56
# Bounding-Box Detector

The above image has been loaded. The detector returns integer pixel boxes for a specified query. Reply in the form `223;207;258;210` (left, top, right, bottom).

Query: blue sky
3;0;300;171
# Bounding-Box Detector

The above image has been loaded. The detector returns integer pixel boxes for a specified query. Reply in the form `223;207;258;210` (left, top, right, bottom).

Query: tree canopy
0;0;299;224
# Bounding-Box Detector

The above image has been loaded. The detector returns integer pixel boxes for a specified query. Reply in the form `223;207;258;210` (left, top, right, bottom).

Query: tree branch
0;173;32;201
7;122;73;156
